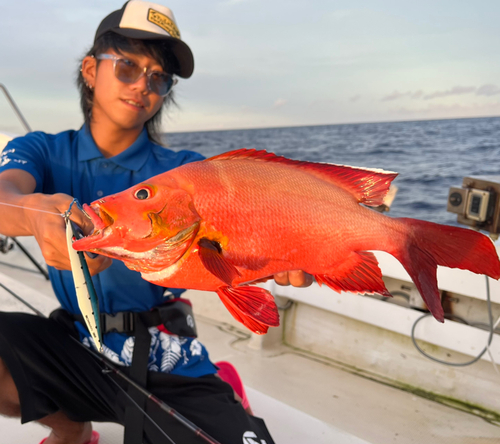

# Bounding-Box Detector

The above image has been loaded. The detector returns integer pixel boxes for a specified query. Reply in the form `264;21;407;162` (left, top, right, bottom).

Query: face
81;50;166;132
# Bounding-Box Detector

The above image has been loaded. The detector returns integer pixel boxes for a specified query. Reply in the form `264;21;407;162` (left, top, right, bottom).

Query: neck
89;119;145;158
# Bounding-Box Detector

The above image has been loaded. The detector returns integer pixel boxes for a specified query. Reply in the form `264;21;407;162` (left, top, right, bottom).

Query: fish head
72;177;200;271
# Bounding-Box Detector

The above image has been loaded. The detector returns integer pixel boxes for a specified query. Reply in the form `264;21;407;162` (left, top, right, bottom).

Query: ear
81;56;97;89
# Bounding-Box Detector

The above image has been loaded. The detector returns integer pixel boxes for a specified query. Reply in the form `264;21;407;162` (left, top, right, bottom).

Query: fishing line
82;350;176;444
0;198;91;219
411;275;498;368
91;348;222;444
101;369;176;444
0;201;63;216
1;281;223;444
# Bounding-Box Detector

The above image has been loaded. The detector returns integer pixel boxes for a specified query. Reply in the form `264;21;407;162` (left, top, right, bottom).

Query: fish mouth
83;203;114;233
72;203;115;250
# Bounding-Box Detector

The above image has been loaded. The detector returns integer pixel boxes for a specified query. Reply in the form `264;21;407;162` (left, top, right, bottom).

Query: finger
273;271;291;286
79;214;97;237
86;255;112;276
52;194;82;218
49;194;93;235
288;270;314;288
69;209;95;236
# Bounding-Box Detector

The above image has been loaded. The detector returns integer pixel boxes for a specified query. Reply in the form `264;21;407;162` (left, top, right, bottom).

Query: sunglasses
95;54;177;97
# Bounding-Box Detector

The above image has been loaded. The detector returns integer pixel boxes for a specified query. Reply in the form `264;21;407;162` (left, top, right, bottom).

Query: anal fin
315;251;391;297
216;286;280;334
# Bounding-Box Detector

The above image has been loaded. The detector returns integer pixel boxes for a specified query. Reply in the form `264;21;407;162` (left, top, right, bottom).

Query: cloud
381;91;410;101
386;101;500;120
381;90;424;101
424;86;476;100
350;95;361;102
273;98;287;108
476;84;500;96
381;85;500;103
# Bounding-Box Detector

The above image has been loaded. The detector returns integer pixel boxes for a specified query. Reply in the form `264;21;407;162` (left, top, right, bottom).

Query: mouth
122;98;145;109
84;203;114;231
72;204;114;251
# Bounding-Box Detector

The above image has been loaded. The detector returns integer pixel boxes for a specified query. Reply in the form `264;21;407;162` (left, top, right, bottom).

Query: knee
0;357;21;417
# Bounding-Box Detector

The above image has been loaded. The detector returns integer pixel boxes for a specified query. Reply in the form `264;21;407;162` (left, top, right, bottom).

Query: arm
0;169;111;275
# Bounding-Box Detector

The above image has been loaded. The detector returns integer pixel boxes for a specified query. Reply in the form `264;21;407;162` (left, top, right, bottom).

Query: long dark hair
76;32;179;145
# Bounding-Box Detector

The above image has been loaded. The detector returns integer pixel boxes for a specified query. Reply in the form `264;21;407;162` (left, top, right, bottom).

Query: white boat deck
0;237;499;443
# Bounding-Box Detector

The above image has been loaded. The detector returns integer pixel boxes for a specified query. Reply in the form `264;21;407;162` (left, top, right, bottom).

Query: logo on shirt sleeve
0;149;27;167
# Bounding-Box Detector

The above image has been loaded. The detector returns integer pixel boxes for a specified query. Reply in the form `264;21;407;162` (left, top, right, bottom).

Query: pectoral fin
216;285;280;334
198;238;241;286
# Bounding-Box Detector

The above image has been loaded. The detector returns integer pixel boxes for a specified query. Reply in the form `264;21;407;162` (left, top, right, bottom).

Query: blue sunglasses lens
149;72;174;96
114;58;174;96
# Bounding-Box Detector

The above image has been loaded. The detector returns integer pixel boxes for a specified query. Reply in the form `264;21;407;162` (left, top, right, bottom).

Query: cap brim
109;28;194;78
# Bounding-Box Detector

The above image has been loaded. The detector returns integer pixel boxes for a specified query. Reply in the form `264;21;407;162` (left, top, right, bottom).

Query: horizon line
165;113;500;135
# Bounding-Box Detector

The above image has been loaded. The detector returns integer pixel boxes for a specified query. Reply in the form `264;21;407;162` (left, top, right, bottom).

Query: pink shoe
39;430;99;444
216;361;251;411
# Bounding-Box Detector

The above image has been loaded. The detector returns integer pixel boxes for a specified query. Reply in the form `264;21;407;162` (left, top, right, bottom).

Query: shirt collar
77;124;151;171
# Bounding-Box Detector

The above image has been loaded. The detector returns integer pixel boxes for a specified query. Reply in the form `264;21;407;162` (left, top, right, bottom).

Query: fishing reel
447;176;500;240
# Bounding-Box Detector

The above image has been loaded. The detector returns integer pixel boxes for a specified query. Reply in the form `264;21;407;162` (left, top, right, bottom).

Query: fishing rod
88;346;222;444
2;277;223;444
0;199;223;444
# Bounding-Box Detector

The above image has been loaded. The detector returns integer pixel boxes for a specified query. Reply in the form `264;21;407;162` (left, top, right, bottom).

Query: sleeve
0;132;48;192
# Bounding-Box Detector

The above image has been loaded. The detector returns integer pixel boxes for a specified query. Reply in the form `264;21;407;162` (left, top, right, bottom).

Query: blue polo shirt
0;125;217;377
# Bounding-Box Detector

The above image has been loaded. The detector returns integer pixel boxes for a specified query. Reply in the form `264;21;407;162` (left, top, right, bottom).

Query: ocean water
165;117;500;226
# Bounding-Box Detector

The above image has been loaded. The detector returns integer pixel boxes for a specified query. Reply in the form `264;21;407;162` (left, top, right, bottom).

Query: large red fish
73;149;500;334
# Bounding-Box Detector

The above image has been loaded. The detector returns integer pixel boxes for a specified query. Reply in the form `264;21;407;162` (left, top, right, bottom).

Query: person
0;2;312;443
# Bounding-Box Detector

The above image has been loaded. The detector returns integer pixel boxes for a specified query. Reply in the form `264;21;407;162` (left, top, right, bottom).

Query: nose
130;69;149;95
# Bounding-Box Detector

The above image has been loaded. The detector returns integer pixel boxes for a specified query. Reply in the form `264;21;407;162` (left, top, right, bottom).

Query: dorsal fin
207;149;398;207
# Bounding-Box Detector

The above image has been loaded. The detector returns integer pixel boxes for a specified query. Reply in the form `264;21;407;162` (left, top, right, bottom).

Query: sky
1;0;500;134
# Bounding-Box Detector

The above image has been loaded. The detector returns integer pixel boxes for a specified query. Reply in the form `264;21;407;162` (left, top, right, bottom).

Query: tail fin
393;218;500;322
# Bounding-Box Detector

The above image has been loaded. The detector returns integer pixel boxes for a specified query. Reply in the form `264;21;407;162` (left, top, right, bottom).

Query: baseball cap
94;1;194;78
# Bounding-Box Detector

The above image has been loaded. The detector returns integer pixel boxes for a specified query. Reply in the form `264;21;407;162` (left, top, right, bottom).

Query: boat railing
0;83;32;134
0;83;48;279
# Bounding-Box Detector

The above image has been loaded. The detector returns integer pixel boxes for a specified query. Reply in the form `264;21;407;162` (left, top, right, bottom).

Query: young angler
0;2;311;443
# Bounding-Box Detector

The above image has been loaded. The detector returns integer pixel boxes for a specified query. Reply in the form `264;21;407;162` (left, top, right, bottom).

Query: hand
24;193;112;276
273;270;313;287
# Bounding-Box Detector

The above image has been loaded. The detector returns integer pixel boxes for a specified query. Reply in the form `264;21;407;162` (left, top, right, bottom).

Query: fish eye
134;188;151;200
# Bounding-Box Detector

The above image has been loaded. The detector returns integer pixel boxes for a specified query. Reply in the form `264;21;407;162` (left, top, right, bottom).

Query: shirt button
97;190;104;197
102;162;108;168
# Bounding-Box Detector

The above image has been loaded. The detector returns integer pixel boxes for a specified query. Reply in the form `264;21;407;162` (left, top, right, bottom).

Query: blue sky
1;0;500;134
